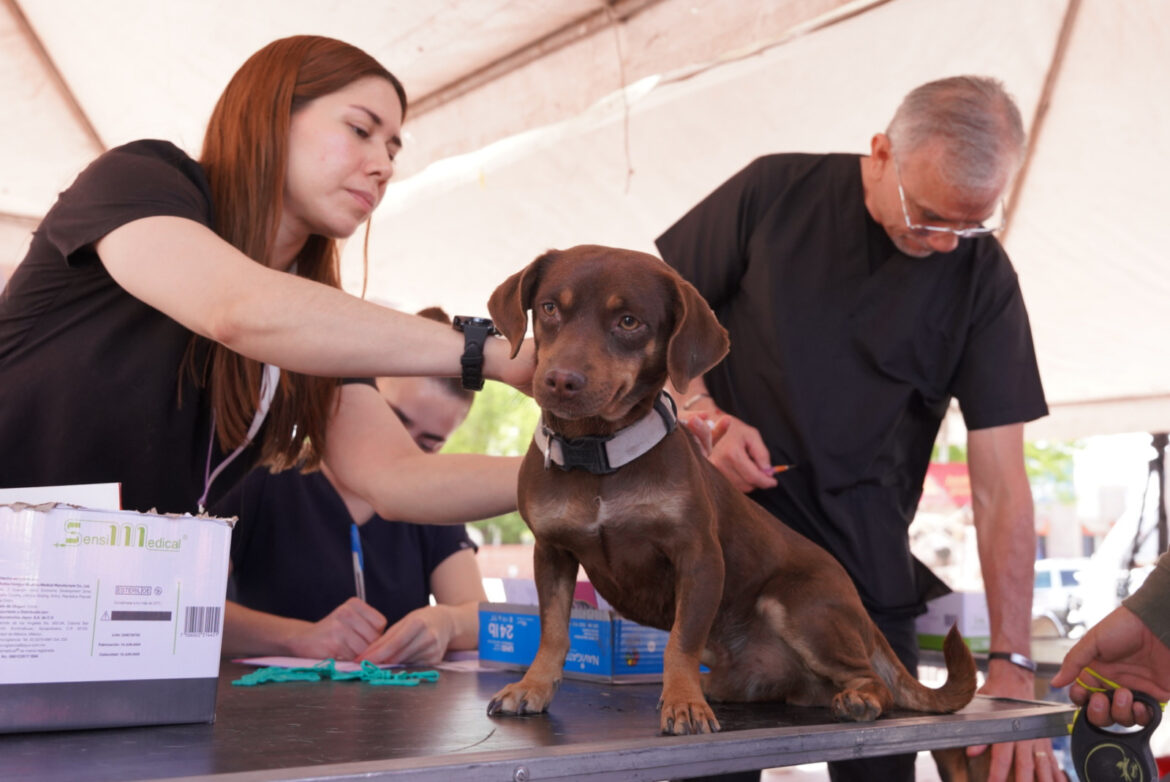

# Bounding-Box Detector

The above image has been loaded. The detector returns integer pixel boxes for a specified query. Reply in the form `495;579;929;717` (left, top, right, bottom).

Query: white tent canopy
3;0;1168;441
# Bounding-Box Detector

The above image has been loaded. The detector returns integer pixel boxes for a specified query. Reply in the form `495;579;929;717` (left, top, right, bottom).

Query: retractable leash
1070;668;1165;782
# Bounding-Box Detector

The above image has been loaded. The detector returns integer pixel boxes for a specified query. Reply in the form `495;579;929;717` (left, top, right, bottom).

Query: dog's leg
659;543;724;735
757;594;893;721
932;747;969;782
487;542;577;716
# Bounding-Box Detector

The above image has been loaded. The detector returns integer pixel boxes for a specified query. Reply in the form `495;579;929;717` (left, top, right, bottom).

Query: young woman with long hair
0;36;531;521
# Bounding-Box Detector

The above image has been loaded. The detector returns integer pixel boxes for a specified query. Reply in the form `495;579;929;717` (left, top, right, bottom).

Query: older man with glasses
658;76;1057;782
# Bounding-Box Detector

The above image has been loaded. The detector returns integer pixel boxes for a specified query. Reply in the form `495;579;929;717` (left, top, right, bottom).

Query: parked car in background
1032;557;1088;628
1065;560;1156;635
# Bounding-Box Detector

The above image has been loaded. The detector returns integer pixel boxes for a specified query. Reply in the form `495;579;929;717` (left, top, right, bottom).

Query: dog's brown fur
485;245;976;734
932;747;1012;782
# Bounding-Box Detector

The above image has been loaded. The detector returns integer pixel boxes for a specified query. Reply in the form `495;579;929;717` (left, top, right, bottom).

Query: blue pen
349;523;367;602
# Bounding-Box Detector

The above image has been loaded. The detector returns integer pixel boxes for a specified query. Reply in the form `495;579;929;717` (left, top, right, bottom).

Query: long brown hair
194;36;407;470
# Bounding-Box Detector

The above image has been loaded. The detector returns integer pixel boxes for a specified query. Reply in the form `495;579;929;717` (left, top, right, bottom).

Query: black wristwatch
452;316;501;391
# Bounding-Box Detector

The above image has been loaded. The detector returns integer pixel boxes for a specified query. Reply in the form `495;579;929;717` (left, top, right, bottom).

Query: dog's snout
543;368;586;398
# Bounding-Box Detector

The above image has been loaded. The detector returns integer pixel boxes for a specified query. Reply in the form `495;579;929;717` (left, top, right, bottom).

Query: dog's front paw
657;694;721;735
830;689;883;722
487;677;561;717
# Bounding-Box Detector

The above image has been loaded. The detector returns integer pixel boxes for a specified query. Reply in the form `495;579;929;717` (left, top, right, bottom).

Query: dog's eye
618;315;641;331
540;302;557;317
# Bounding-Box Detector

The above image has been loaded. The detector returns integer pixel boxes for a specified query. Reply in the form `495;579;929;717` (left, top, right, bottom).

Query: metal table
0;662;1074;781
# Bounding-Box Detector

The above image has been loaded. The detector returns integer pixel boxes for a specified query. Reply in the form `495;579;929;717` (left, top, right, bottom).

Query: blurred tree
931;443;969;464
929;439;1080;504
443;380;540;543
1024;439;1081;505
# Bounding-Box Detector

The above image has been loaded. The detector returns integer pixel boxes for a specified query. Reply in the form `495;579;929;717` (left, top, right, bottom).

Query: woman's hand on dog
486;336;536;395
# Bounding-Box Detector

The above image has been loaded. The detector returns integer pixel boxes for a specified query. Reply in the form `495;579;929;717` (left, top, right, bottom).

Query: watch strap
453;317;498;391
987;651;1037;672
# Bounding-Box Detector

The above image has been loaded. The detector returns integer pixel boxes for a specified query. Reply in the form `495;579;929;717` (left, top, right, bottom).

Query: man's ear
870;132;893;175
665;274;729;394
487;250;557;358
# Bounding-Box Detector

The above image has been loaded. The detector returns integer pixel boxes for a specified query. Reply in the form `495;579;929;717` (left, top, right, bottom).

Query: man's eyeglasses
894;161;1004;239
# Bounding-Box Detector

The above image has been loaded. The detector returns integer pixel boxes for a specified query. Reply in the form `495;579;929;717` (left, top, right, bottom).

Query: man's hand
965;664;1067;781
665;382;777;492
358;605;456;665
679;411;730;457
705;412;779;493
285;597;387;661
1051;605;1170;727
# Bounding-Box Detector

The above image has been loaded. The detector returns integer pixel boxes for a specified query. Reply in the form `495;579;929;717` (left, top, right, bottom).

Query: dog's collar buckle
543;429;616;474
533;392;678;475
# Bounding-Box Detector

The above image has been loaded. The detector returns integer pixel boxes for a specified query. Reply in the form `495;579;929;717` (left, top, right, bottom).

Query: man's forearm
967;424;1035;661
976;495;1035;656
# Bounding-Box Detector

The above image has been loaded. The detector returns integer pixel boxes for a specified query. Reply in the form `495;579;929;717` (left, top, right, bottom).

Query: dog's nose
543;368;586;397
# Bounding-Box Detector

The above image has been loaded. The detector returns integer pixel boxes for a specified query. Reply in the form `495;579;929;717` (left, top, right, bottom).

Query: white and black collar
532;391;677;475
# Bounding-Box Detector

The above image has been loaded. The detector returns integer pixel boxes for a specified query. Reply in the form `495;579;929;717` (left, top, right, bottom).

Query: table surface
0;662;1074;782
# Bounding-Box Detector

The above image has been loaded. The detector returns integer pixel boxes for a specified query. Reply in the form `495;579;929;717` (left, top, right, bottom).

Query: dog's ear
666;275;730;394
488;250;557;358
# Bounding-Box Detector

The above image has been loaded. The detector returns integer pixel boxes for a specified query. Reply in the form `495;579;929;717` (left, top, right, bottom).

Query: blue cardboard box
478;603;670;682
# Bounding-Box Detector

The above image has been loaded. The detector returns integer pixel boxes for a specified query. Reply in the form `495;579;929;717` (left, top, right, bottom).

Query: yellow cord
1066;666;1167;734
1074;666;1120;693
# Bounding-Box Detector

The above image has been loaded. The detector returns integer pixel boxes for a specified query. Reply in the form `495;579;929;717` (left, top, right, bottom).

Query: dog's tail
877;624;977;713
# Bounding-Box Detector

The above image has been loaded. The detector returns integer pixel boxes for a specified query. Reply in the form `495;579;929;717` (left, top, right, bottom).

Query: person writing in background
657;76;1052;782
218;309;487;665
1052;552;1170;727
0;36;530;527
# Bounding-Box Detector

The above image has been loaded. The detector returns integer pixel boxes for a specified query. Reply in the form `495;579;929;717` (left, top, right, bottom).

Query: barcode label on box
184;605;221;636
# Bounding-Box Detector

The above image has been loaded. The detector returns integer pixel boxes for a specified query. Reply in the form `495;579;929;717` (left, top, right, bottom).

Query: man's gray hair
886;76;1026;192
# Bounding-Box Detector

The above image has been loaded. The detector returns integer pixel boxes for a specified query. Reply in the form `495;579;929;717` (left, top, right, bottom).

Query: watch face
454;316;500;336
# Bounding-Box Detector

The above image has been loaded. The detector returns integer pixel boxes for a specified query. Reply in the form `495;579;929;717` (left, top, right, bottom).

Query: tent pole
409;0;666;119
3;0;105;153
999;0;1082;244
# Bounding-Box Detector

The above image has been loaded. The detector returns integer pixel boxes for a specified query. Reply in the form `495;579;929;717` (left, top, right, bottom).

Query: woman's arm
101;214;523;513
323;383;521;525
430;547;489;651
95;216;531;387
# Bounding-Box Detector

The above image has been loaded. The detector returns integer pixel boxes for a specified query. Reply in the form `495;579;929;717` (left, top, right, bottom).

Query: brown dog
485;245;976;735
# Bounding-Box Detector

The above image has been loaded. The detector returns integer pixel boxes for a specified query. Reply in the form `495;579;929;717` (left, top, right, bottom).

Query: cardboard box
0;483;121;509
916;591;991;653
478;602;671;682
0;503;233;733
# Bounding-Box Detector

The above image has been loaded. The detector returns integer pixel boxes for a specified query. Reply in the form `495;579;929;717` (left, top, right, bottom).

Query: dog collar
533;391;678;475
